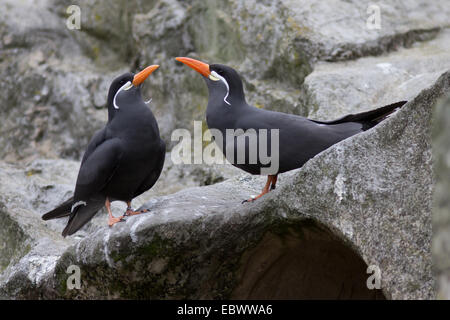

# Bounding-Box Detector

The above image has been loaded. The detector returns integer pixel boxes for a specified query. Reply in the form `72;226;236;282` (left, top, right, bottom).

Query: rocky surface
432;94;450;299
1;0;449;160
133;0;450;146
0;156;240;242
303;29;450;120
0;0;121;161
0;0;447;299
1;71;447;299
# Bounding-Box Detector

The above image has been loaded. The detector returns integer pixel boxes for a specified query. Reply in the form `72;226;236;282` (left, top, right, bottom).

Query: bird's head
106;65;159;118
175;57;245;107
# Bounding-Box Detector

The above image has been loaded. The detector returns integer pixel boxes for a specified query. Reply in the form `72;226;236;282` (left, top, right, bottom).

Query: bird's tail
354;100;408;126
62;198;104;237
312;101;408;129
42;197;73;220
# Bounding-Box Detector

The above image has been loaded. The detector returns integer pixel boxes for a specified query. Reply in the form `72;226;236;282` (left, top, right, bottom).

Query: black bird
42;65;166;236
176;57;406;202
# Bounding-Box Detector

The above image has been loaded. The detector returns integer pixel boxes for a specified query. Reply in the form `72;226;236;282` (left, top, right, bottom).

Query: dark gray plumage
176;57;406;201
43;68;165;236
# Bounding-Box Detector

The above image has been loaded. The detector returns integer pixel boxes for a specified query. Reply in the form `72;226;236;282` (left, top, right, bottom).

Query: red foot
124;208;149;217
108;215;125;227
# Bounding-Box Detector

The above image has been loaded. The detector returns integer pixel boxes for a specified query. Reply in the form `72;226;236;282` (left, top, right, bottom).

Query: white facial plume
113;81;133;109
209;71;231;106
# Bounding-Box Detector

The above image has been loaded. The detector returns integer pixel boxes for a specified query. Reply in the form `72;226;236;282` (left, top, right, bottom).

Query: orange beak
132;65;159;86
175;57;210;78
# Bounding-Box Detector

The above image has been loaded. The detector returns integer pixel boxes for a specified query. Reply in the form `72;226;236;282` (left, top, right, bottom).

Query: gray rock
132;0;449;146
277;0;448;61
303;29;450;120
432;94;450;299
1;0;448;161
2;70;446;299
0;154;241;275
0;0;447;300
0;0;129;161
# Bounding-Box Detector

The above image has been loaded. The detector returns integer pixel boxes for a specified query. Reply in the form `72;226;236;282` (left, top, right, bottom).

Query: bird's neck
206;99;250;132
107;104;115;122
106;87;142;122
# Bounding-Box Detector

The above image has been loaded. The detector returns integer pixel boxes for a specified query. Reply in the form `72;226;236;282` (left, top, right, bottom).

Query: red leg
270;174;278;190
124;201;149;217
106;198;125;227
243;175;277;203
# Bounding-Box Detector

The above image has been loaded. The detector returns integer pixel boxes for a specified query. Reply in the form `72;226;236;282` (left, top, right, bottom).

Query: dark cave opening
232;221;386;300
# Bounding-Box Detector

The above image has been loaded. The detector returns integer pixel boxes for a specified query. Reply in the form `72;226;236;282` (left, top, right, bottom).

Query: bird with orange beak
42;65;166;237
176;57;406;203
